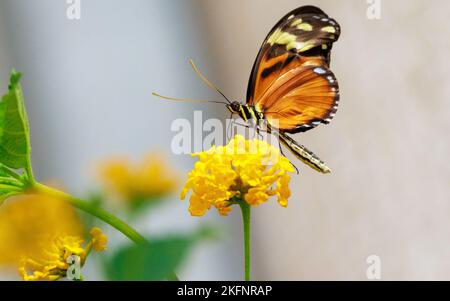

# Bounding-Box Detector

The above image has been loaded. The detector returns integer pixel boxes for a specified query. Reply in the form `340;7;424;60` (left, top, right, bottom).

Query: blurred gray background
0;0;449;280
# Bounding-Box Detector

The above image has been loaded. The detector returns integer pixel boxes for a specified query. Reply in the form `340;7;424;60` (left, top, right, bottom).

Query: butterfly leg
228;119;257;139
236;122;270;141
256;125;264;139
271;126;300;174
226;113;233;141
277;139;299;174
232;120;271;134
249;119;260;139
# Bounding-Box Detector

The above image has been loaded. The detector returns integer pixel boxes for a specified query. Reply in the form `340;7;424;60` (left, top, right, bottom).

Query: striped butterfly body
226;6;341;173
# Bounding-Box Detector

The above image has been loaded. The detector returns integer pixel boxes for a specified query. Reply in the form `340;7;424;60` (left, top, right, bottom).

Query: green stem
25;156;35;186
239;201;251;281
34;182;146;245
33;182;179;281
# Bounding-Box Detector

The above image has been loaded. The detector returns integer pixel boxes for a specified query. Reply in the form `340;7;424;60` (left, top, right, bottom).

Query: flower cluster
19;227;107;281
181;135;294;216
0;195;107;281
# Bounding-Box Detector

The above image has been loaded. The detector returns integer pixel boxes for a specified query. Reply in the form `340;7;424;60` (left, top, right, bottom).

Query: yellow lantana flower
181;135;295;216
19;227;108;281
99;152;178;203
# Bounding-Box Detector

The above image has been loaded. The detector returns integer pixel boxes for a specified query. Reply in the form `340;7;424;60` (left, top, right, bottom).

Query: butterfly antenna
189;59;232;104
152;92;228;105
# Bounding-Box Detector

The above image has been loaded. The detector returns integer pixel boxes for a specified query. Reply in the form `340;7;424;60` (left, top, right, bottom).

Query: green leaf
105;229;213;281
0;163;21;179
0;166;8;178
0;71;31;170
0;163;24;205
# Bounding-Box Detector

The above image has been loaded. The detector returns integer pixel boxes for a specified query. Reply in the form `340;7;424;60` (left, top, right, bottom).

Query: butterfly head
226;101;242;115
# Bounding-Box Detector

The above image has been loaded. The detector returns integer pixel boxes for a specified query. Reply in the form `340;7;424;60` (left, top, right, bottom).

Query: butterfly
154;5;340;174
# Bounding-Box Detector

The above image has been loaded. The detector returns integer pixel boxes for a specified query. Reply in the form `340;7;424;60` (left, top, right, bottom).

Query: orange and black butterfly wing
261;65;339;133
246;6;340;133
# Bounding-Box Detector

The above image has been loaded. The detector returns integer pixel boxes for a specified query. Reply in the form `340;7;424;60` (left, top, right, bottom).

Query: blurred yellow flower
0;195;83;266
19;227;107;281
181;135;295;216
98;152;178;203
0;195;107;281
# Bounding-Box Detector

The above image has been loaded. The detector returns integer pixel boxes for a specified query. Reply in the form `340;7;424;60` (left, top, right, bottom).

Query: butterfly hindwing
263;65;339;133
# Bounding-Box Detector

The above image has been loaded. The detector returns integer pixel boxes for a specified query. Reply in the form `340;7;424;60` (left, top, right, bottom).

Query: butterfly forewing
246;6;340;133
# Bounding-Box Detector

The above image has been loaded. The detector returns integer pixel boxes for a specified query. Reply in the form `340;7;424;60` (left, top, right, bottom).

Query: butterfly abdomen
278;133;331;174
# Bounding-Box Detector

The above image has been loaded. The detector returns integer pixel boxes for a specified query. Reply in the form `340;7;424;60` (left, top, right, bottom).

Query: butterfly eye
227;102;239;113
232;102;241;113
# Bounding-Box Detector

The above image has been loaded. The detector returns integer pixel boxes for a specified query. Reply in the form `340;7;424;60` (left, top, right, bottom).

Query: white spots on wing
327;75;335;83
288;14;295;20
314;67;327;75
